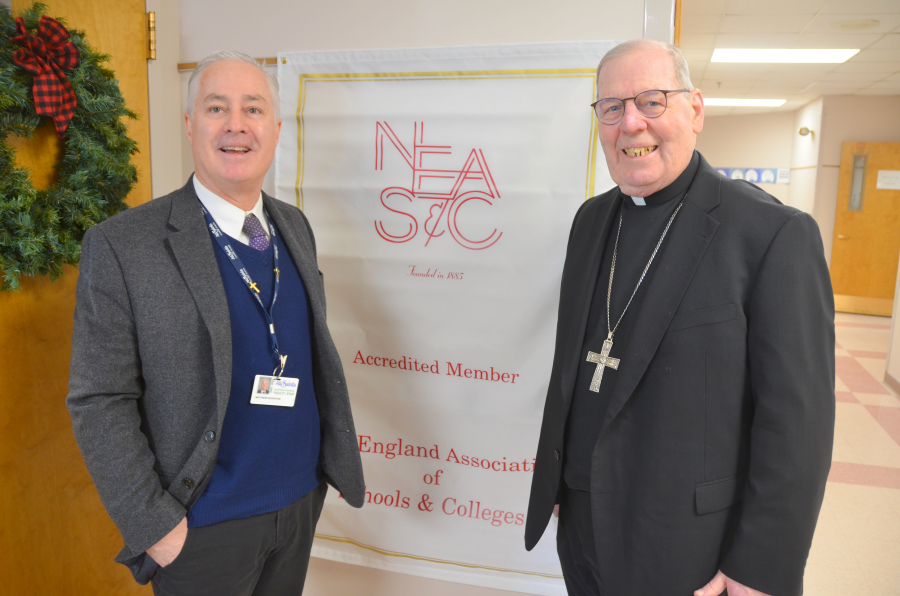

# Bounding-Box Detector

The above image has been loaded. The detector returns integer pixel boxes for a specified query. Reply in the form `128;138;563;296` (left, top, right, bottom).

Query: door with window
831;141;900;317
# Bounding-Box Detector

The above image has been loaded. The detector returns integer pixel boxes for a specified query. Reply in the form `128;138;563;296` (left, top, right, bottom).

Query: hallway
806;312;900;594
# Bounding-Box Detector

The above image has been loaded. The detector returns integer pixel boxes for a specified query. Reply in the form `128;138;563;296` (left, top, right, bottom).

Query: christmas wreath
0;3;137;291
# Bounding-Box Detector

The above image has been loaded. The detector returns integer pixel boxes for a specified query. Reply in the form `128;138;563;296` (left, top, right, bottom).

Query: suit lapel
600;159;722;432
165;182;232;424
560;192;621;404
263;195;322;318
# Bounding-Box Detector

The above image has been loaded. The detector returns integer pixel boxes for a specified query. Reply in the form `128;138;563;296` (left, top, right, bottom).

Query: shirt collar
192;175;269;245
626;150;700;208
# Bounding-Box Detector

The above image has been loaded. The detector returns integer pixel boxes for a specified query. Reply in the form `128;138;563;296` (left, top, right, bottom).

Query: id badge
250;375;299;407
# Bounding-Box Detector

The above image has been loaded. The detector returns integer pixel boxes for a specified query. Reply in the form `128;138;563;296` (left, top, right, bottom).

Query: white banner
275;41;617;595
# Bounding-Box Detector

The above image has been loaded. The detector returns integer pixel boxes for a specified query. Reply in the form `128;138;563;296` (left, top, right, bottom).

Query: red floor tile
864;405;900;448
847;350;888;359
835;356;891;395
828;461;900;489
835;391;859;403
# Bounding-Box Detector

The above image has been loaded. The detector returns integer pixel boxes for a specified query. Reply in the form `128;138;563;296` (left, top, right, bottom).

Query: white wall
178;0;644;61
146;0;183;198
791;98;824;223
154;2;651;595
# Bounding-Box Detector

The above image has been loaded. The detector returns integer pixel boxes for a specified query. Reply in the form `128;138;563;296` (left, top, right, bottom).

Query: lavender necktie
242;213;270;251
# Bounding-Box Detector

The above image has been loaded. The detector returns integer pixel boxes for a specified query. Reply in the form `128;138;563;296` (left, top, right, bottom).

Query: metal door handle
837;234;849;240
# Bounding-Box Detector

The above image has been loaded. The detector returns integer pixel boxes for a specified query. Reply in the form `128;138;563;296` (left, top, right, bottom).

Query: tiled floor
805;312;900;596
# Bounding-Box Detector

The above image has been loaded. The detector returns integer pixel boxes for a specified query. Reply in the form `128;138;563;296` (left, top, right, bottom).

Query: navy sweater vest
188;223;322;528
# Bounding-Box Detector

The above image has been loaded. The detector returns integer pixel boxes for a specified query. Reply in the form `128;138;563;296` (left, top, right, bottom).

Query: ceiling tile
883;72;900;81
679;33;717;48
869;34;900;49
821;0;900;14
833;60;900;72
791;33;883;49
722;0;827;15
865;80;900;89
720;14;813;34
757;64;834;77
704;62;772;76
747;88;809;96
821;71;889;81
806;82;866;93
703;106;736;116
784;93;822;104
854;88;900;94
713;33;799;47
682;14;723;33
682;48;714;61
700;80;756;91
805;13;900;35
848;48;900;61
682;0;727;15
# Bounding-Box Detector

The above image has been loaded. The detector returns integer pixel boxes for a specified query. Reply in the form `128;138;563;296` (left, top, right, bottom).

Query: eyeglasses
591;89;690;125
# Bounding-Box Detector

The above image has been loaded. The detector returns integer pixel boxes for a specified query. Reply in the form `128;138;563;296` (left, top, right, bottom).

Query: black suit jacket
525;154;835;596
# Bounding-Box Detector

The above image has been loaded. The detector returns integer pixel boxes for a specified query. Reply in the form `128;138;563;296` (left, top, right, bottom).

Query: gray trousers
152;483;327;596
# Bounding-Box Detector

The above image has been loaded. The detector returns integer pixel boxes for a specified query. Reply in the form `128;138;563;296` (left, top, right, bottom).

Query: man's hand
695;570;771;596
146;517;188;567
553;504;560;518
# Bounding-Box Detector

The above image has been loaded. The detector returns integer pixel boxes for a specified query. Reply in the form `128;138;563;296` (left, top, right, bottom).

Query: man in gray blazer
67;51;364;595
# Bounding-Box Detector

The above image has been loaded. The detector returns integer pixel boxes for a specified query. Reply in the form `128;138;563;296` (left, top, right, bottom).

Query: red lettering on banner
359;435;440;460
445;448;535;473
363;486;411;509
446;363;519;384
440;496;525;527
353;350;518;384
374;122;502;250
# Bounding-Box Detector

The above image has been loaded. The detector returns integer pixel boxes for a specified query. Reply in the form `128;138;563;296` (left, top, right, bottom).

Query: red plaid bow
11;16;80;136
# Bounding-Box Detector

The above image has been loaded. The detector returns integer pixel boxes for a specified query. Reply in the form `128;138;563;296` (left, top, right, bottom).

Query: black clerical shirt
563;151;701;492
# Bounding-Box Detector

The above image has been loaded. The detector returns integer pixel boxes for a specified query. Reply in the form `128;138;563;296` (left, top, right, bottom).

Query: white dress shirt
193;175;270;246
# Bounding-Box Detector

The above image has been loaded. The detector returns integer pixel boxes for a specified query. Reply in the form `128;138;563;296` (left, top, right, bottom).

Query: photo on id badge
251;374;299;407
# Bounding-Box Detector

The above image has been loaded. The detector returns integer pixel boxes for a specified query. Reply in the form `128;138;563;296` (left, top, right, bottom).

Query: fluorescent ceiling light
704;98;786;107
711;49;859;63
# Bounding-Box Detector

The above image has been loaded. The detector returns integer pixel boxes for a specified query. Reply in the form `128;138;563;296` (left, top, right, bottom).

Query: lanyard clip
273;354;288;379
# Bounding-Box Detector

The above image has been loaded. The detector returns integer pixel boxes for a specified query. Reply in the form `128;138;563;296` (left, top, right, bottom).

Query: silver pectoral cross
586;334;620;393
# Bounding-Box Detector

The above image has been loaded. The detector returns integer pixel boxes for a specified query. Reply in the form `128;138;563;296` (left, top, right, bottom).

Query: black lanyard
200;202;287;374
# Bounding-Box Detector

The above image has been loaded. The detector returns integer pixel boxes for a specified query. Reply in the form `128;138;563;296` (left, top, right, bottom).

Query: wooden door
831;141;900;317
0;1;151;594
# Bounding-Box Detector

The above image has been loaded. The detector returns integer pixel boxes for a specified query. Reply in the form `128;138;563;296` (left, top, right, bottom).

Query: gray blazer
67;179;365;577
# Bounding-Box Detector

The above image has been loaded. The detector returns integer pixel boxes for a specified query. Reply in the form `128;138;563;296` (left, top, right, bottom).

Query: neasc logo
374;122;502;250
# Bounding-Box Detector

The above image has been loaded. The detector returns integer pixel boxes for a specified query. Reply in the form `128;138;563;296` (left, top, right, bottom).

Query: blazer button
204;431;216;442
554;450;560;461
182;478;194;489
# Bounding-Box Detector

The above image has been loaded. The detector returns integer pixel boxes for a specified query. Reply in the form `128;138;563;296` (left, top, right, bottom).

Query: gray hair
596;39;694;95
186;50;280;119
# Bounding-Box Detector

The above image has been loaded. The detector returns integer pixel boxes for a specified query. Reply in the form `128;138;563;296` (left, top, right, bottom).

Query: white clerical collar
192;175;269;246
630;196;646;206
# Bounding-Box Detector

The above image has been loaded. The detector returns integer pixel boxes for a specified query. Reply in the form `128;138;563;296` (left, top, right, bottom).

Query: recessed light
704;98;786;107
831;20;879;31
711;49;859;63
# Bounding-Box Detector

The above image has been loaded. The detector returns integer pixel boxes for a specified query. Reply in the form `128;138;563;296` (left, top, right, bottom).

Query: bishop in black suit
524;40;835;596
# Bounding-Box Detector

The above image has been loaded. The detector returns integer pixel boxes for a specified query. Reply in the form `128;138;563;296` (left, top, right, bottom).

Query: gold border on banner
293;68;600;210
314;533;565;579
